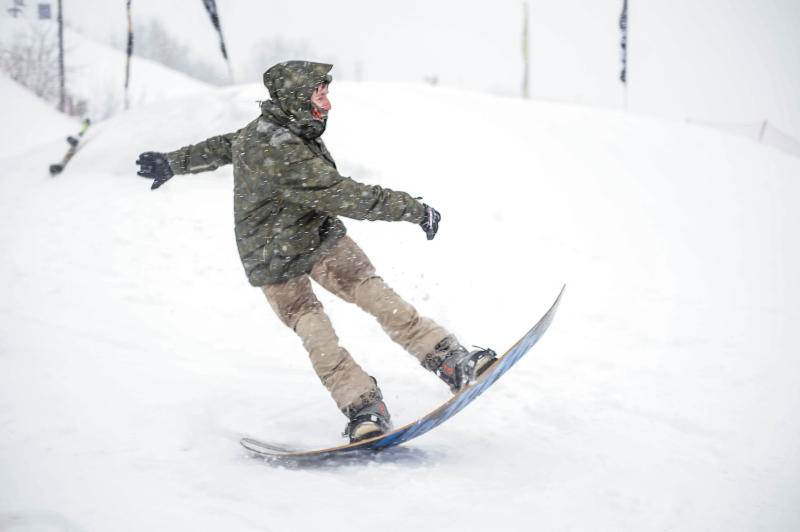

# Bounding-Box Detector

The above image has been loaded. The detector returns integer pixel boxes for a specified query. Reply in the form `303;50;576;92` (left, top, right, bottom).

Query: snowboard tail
50;118;90;176
241;284;565;460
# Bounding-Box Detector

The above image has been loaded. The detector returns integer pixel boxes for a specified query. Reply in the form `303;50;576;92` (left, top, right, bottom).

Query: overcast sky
60;0;800;140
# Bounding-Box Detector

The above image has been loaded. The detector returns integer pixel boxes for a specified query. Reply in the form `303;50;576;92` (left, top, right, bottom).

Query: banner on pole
38;3;52;19
619;0;628;84
125;0;133;109
202;0;229;61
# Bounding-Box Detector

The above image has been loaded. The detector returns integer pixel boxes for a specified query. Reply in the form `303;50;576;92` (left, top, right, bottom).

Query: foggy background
2;2;800;530
54;0;800;141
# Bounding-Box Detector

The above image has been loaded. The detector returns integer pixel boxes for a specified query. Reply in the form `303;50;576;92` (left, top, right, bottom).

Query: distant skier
136;61;496;442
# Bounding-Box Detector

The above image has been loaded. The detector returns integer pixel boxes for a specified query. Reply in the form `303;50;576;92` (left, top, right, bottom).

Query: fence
687;119;800;159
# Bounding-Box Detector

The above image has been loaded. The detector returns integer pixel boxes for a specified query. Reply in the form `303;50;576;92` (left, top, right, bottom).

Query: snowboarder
136;61;496;443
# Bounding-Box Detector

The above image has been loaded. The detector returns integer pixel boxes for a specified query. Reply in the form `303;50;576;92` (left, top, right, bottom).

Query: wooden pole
522;2;529;99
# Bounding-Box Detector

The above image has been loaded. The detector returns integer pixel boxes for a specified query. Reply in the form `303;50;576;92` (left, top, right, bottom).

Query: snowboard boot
424;336;498;394
342;383;392;443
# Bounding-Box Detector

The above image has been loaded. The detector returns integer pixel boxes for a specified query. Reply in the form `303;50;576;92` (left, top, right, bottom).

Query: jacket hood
261;61;333;140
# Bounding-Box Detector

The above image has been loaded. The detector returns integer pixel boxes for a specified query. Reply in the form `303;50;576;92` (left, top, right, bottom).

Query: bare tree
0;22;62;102
244;36;313;83
118;18;228;86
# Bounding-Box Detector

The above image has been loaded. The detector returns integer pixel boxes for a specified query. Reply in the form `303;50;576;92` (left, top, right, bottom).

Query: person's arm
166;132;237;175
137;131;237;190
271;140;426;223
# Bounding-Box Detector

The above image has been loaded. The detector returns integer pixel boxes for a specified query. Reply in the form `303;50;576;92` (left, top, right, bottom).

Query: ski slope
0;73;77;158
1;72;800;531
0;16;209;120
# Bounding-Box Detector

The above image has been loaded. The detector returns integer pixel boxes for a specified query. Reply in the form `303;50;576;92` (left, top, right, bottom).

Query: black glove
419;203;441;240
136;151;174;190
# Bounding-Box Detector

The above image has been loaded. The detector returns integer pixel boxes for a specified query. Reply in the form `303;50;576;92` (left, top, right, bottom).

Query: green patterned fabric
166;61;426;286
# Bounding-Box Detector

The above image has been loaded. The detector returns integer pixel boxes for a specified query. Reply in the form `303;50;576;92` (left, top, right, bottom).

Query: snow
2;45;800;532
0;73;77;158
0;16;210;120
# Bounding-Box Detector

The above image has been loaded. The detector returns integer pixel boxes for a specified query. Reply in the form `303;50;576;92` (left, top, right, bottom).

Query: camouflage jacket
166;61;426;286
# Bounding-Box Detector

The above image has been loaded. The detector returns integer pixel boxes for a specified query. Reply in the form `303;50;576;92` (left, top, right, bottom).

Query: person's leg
310;236;451;365
311;236;497;393
261;274;376;413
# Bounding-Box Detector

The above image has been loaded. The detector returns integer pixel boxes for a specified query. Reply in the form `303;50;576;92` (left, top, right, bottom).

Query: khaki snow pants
261;236;449;414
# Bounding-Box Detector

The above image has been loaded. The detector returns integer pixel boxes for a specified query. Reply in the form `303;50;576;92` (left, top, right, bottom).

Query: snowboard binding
435;343;498;394
342;384;393;443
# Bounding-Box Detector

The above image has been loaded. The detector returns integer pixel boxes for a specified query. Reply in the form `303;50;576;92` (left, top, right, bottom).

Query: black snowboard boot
424;336;497;394
342;384;392;443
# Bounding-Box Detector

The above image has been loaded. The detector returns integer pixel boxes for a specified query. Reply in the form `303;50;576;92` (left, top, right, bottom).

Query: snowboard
49;118;91;176
241;284;565;461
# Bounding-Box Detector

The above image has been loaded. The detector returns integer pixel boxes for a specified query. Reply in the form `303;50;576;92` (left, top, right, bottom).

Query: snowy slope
0;16;209;120
0;72;79;158
1;77;800;532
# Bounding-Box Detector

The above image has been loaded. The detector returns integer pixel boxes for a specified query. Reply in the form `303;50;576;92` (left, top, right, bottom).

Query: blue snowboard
241;285;564;460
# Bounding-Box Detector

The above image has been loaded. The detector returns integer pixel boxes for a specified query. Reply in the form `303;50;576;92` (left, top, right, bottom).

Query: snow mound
1;79;800;531
0;16;209;121
0;72;78;158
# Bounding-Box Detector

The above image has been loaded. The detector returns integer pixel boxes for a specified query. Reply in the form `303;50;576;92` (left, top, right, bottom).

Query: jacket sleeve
267;139;426;223
166;131;237;175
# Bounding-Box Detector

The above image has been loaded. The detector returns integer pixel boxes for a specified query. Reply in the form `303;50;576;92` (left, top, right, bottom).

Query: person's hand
136;152;174;190
419;203;441;240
